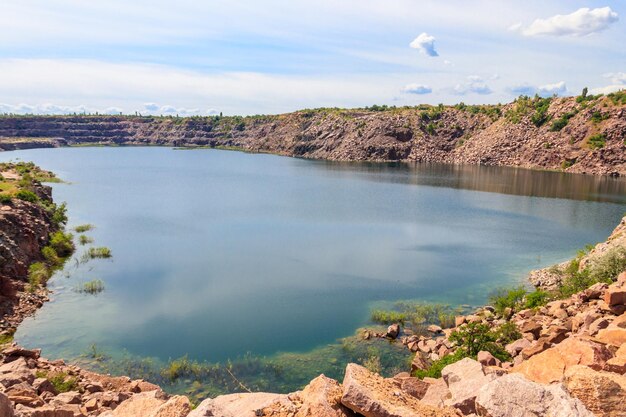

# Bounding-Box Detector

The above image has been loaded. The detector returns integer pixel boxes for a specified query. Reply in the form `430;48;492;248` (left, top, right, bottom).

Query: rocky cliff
1;92;625;175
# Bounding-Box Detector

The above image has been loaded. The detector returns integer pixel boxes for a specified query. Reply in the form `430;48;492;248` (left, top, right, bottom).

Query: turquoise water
2;147;625;390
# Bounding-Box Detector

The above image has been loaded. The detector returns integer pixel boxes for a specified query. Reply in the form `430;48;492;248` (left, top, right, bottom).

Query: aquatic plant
85;247;112;259
79;235;94;245
371;302;460;332
77;279;105;294
49;231;75;258
74;224;94;233
28;262;50;291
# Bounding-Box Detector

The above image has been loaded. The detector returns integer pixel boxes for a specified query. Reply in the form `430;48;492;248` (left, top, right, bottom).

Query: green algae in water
75;329;411;403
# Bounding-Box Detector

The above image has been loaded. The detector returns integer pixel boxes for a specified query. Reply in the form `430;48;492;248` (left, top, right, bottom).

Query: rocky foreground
1;92;625;176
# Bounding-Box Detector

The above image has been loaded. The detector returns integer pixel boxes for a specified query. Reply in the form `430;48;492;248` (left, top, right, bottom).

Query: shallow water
2;147;625;392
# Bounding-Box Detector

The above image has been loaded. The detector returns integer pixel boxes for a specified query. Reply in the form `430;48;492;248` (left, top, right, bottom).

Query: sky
0;1;624;116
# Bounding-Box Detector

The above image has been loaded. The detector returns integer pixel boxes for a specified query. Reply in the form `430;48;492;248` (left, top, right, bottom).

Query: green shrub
0;333;14;346
15;190;38;203
591;111;608;123
494;321;522;344
550;111;576;131
425;123;436;135
524;290;550;308
587;134;606;149
449;322;510;362
412;350;468;379
51;203;68;227
530;97;552;127
488;286;527;315
0;194;11;204
49;231;75;257
42;246;61;266
589;247;626;284
28;262;49;291
38;372;78;393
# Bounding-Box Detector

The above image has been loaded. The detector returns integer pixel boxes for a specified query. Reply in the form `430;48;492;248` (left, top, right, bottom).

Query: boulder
595;328;626;347
33;378;57;395
411;353;428;372
520;339;551;360
441;358;496;415
102;390;166;417
13;405;74;417
385;324;400;339
428;325;443;334
0;391;13;417
390;374;429;400
504;338;530;357
604;344;626;373
420;378;451;408
264;375;355;417
5;382;44;407
604;285;626;306
340;363;459;417
564;365;626;417
513;337;612;384
189;393;291;417
475;373;593;417
476;351;500;367
152;395;192;417
519;321;542;339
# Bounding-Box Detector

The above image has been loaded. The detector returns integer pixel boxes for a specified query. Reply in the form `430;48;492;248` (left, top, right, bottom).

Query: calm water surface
2;147;625;374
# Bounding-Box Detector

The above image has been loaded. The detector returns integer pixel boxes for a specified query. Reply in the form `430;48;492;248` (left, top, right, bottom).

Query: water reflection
314;161;626;204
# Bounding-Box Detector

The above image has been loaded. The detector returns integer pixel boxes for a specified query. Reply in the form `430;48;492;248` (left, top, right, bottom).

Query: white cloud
509;81;567;97
409;32;438;57
403;84;432;95
589;85;624;95
517;7;618;37
537;81;567;96
453;76;492;95
603;72;626;85
143;103;160;111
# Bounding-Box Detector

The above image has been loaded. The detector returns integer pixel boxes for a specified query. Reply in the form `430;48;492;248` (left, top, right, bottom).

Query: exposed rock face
513;337;613;384
188;393;291;417
563;365;626;417
475;373;593;417
441;358;496;415
340;363;460;417
1;94;625;175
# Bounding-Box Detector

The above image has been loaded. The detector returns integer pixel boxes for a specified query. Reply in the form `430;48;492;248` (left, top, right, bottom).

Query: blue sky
0;1;624;115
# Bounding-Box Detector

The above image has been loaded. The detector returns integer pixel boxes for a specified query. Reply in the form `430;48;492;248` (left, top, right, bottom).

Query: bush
550;111;576;131
589;247;626;284
49;231;75;258
489;286;527;315
524;290;550;308
0;194;11;204
35;371;78;393
494;322;522;344
28;262;49;291
587;134;606;149
412;350;467;379
42;246;61;267
51;203;68;227
15;190;38;203
449;322;510;362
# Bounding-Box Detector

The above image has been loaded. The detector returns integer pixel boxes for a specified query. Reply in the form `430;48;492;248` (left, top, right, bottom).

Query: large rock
100;390;167;417
475;373;593;417
390;374;429;400
13;404;74;417
603;284;626;306
441;358;496;415
189;392;290;417
594;327;626;347
504;338;530;357
263;375;355;417
340;363;459;417
0;391;13;417
152;395;192;417
513;337;612;384
420;378;451;408
564;365;626;417
604;344;626;373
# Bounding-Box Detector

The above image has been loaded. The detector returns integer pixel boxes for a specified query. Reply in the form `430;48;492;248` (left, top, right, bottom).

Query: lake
2;146;625;394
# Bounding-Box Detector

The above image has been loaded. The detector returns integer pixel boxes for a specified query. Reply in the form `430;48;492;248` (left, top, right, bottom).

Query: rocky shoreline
0;163;625;416
1;92;625;176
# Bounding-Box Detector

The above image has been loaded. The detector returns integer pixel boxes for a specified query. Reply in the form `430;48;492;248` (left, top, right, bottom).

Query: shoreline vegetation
0;89;625;177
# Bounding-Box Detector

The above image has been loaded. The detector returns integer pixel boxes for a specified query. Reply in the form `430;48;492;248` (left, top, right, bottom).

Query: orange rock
513;337;612;384
564;365;626;417
595;328;626;347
